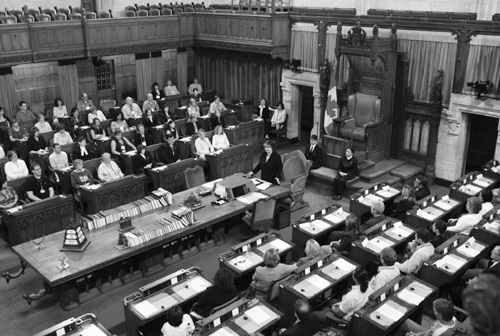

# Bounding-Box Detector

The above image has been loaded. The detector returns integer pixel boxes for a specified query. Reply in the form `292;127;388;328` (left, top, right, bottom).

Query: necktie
310;146;314;152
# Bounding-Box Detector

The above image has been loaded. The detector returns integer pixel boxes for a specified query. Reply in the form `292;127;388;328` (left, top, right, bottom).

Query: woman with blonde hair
389;184;416;220
252;248;297;297
296;239;332;266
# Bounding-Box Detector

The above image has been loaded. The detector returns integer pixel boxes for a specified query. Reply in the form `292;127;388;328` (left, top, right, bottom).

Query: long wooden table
1;195;75;245
10;175;289;310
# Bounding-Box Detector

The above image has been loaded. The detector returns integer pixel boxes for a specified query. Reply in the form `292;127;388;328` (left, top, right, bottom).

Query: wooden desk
33;313;113;336
348;219;415;268
350;277;436;336
150;124;165;144
224;101;254;122
420;235;488;288
206;144;253;180
349;184;401;223
449;171;498;205
198;297;282;336
279;253;359;327
1;195;74;245
472;221;500;246
406;195;462;229
57;157;111;195
30;143;77;175
225;120;265;150
95;129;135;155
149;158;204;193
11;175;289;310
14;138;29;160
482;159;500;180
81;175;146;214
120;143;164;175
291;206;351;259
124;267;211;336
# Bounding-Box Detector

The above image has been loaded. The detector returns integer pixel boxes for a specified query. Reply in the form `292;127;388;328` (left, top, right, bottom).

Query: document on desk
299;220;330;235
245;305;273;324
323;209;349;224
433;199;456;211
231;252;262;272
385;226;413;241
322;258;356;280
473;176;494;188
293;274;330;298
133;300;160;319
434;254;467;273
362;236;392;253
185;276;211;293
397;288;425;306
372;301;406;325
266;239;291;252
201;178;224;191
78;324;108;336
251;178;272;190
456;242;483;258
376;187;399;199
236;192;268;205
461;184;482;195
209;326;239;336
416;208;438;221
484;221;500;233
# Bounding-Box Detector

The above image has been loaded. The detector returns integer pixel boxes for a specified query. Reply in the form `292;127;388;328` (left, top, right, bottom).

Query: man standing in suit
304;135;322;170
157;133;180;164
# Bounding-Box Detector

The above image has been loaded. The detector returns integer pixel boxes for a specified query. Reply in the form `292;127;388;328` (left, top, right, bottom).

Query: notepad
209;326;239;336
245;305;272;324
78;324;108;336
433;200;454;211
434;254;467;272
484;221;500;233
333;258;356;272
397;288;425;306
134;301;158;318
311;220;331;230
375;302;405;322
187;277;210;293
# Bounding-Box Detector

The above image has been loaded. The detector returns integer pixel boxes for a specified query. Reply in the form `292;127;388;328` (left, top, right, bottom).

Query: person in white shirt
447;197;482;236
34;113;52;133
164;80;180;96
266;101;286;138
330;268;370;321
53;124;74;146
97;152;124;182
52;97;68;124
161;305;194;336
395;228;435;274
142;93;160;114
212;125;230;150
121;97;142;120
4;150;29;181
188;77;203;97
0;145;5;159
87;107;107;125
187;98;200;119
48;143;69;185
194;129;214;161
478;189;494;217
209;95;226;114
77;92;93;112
398;299;458;336
369;247;401;292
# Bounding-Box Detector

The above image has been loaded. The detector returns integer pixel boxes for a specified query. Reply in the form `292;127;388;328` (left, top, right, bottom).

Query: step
389;164;423;183
372;174;401;186
359;159;406;183
359;160;375;171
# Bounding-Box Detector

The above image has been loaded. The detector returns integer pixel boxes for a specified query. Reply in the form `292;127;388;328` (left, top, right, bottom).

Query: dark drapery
0;68;17;120
57;61;80;110
194;48;283;105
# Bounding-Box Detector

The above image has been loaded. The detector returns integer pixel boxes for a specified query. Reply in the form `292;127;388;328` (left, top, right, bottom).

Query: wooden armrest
333;115;351;122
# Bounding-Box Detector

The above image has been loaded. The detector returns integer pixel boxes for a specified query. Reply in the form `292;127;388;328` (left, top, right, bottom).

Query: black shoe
333;195;342;201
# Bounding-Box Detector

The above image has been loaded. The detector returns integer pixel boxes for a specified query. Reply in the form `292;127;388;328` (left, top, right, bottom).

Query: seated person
164;80;180;96
9;121;28;143
395;228;435;274
25;163;54;202
48;143;69;184
121;97;142;120
332;147;359;200
252;248;297;297
53;124;73;145
142;93;160;114
70;159;94;201
280;300;327;336
159;106;173;125
186;115;201;136
296;239;332;267
369;247;400;292
34;113;52;133
135;144;154;173
77;92;93;112
52;98;68;124
330;268;370;321
212;125;230;150
209;95;226;114
97;152;124;182
111;112;130;134
188;78;203;97
90;118;107;141
164;120;178;140
143;109;160;128
210;110;226;129
191;269;237;319
447;196;482;235
27;127;48;155
69;108;85;136
388;184;416;221
414;175;430;201
255;98;270;121
430;219;448;248
0;178;18;210
479;189;494;216
397;298;458;336
187;98;201;119
329;214;361;252
110;130;136;159
304;135;322;170
362;200;386;232
4;150;29;181
16;101;37;123
151;82;165;101
157;133;180;164
86;107;106;125
265;102;286;138
72;137;94;161
462;273;500;336
194;129;214;161
161;305;194;336
135;124;152;147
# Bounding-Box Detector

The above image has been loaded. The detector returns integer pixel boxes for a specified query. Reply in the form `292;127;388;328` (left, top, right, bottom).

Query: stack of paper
209;327;239;336
245;305;272;325
416;209;437;221
133;301;159;318
385;226;412;240
362;237;392;253
236;192;267;205
324;209;349;224
484;221;500;233
78;324;108;336
311;220;331;230
463;184;481;195
366;194;383;203
457;239;483;258
373;302;405;323
397;288;425;306
434;200;453;211
434;254;467;272
292;274;330;298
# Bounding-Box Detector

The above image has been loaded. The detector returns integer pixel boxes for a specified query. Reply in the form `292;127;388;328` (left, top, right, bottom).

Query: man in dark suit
279;300;326;336
304;135;322;170
414;175;431;200
186;115;202;136
157;133;180;164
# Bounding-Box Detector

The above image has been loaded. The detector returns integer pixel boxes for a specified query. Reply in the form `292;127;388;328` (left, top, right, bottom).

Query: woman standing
332;148;358;200
247;140;282;185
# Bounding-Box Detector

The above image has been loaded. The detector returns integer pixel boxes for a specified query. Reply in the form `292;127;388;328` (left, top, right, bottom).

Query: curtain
464;35;500;96
0;71;17;120
135;54;152;102
57;62;79;111
177;50;188;96
195;48;282;105
290;23;318;72
150;52;164;93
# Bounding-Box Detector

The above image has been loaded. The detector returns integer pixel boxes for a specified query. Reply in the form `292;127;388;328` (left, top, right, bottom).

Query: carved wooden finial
373;24;379;36
337;22;342;33
391;23;397;34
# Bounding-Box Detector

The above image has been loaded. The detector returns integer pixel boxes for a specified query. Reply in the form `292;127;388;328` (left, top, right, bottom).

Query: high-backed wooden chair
268;114;288;145
149;8;161;16
97;11;111;18
281;150;311;211
125;10;136;17
38;13;51;21
68;13;82;20
161;8;173;15
54;12;67;20
85;12;97;19
184;166;205;189
136;9;149;16
242;197;276;232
